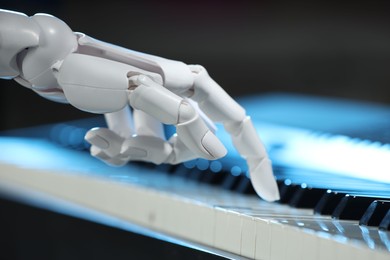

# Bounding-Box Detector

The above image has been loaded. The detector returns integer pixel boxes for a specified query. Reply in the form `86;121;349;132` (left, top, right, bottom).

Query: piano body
0;93;389;259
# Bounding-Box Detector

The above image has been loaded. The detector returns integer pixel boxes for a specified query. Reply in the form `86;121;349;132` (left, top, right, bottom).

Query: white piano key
214;207;230;251
154;193;172;232
240;215;256;259
255;218;271;260
225;211;243;255
318;233;336;260
374;249;390;260
137;190;161;227
212;208;243;255
173;198;192;239
152;192;170;232
150;194;170;231
354;245;377;260
197;205;215;246
113;186;148;225
159;196;184;236
180;201;215;244
269;222;287;260
284;225;303;260
133;189;161;227
334;239;354;260
137;192;205;245
300;229;318;260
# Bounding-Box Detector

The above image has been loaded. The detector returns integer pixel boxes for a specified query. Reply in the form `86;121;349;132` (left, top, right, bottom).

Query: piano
0;93;389;259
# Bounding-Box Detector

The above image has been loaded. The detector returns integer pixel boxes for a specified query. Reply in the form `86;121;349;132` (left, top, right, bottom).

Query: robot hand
0;9;280;201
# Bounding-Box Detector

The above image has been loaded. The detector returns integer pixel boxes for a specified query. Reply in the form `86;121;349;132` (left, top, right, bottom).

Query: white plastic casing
0;10;39;78
57;53;130;113
21;14;78;89
128;76;182;125
77;34;194;95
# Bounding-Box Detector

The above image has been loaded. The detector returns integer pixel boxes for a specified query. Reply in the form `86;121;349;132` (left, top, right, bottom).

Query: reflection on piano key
288;185;326;209
379;230;390;251
314;190;346;215
221;173;241;190
278;180;299;204
360;201;390;227
379;210;390;231
235;176;257;195
332;195;387;220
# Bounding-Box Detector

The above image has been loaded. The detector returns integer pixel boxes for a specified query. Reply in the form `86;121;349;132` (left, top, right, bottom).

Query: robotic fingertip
249;158;280;202
201;131;227;160
85;130;110;149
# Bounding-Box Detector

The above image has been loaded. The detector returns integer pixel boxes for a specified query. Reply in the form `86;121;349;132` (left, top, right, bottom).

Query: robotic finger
128;74;227;161
87;107;207;165
86;128;127;166
120;109;173;165
128;109;200;164
188;65;280;202
86;111;173;165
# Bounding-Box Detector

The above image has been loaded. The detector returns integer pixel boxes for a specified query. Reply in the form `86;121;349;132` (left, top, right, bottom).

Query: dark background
1;2;390;258
1;0;390;130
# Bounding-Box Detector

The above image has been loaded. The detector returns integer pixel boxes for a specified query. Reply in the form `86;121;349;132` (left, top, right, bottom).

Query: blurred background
1;2;390;259
1;0;390;130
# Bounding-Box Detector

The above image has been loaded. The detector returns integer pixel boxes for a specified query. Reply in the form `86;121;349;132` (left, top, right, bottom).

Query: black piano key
187;169;205;181
152;163;174;174
221;174;242;190
235;176;257;195
165;164;180;174
314;190;346;215
332;195;385;220
193;160;225;185
200;170;228;185
278;180;299;204
276;179;285;191
218;165;245;190
188;159;217;181
288;185;327;208
379;210;390;231
359;200;390;227
134;161;156;169
199;162;227;185
173;163;194;178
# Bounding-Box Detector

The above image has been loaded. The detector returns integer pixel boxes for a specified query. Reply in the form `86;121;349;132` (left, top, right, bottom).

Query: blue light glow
183;160;197;169
272;132;390;184
230;166;242;176
68;128;86;148
0;137;130;175
196;159;209;171
231;94;390;184
58;125;75;146
210;161;222;173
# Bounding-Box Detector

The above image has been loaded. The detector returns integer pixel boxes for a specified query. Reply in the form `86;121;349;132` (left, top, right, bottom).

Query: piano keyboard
0;116;389;260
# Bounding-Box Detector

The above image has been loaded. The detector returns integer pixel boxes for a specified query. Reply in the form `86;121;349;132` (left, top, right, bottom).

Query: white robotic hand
0;9;280;201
